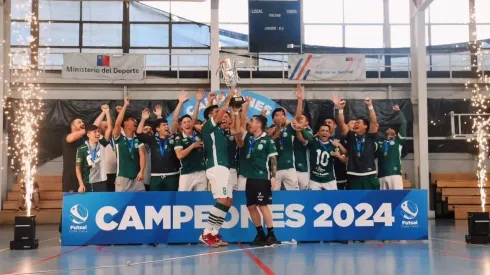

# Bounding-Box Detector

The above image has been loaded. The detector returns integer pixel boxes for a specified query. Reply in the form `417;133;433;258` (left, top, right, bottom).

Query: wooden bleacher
433;173;490;219
0;175;62;225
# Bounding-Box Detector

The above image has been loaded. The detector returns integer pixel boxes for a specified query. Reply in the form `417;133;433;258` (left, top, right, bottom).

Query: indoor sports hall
1;0;490;274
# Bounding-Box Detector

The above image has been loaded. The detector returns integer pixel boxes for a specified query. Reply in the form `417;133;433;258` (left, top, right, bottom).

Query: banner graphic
62;190;428;245
288;54;366;81
62;53;145;80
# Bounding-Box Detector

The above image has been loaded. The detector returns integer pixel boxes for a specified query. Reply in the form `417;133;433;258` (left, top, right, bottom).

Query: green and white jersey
294;127;313;173
242;132;278;180
238;141;250;177
308;138;338;183
114;132;145;179
174;131;206;175
202;117;230;169
274;124;296;171
76;138;109;184
224;129;238;169
377;134;405;178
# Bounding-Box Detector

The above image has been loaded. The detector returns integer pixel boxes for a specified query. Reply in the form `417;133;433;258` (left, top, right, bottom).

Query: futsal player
333;96;380;190
221;111;240;190
377;105;407;190
199;90;238;247
137;108;180;191
99;120;117;192
324;118;348;190
174;115;207;191
112;97;146;192
237;114;278;246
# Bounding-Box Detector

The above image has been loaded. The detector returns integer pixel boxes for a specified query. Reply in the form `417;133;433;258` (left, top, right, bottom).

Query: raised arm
102;105;113;141
365;98;378;134
332;95;349;136
66;129;86;143
171;90;188;134
193;88;205;125
93;107;106;127
137;108;151;135
214;89;235;124
113;97;130;138
332;139;348;155
206;91;217;108
153;104;163;119
394;105;407;138
295;84;304;118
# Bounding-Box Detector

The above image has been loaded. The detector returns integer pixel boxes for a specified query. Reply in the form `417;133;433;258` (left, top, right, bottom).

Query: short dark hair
303;112;311;124
122;116;136;127
272;108;286;118
69;117;81;127
180;114;192;121
86;124;99;133
359;117;370;127
253;115;268;131
196;119;203;125
204;105;218;120
153;118;167;132
319;124;330;132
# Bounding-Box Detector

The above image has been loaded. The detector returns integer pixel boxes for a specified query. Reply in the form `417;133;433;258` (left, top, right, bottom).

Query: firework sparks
6;1;46;217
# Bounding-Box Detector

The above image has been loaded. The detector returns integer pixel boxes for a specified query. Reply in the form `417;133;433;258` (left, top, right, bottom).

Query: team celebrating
61;85;407;247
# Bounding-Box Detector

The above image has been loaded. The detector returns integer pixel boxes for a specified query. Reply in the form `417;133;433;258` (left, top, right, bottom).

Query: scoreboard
248;0;302;53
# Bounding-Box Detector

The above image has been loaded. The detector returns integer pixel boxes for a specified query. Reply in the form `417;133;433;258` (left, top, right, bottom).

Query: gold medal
280;145;284;150
384;152;388;156
246;154;251;159
357;152;360;157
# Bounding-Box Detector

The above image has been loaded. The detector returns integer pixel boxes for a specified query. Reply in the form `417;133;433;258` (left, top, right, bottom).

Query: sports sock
256;226;266;238
205;202;230;235
267;227;275;237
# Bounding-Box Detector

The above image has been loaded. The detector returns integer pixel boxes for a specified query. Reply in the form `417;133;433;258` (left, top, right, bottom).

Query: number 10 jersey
308;138;338;183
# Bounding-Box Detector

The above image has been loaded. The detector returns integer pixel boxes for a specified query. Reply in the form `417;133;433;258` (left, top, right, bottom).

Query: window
38;48;79;69
345;25;383;48
431;25;469;45
130;2;170;22
82;1;123;21
475;0;490;23
172;24;210;47
131;24;169;47
429;0;469;24
11;0;31;20
83;24;122;47
305;25;343;47
171;49;209;70
11;22;30;46
344;0;383;23
81;49;124;53
39;0;80;21
390;25;429;47
389;0;409;24
220;0;248;23
477;25;490;41
303;0;343;24
219;24;248;47
40;23;79;47
10;48;30;68
167;0;211;23
130;49;170;71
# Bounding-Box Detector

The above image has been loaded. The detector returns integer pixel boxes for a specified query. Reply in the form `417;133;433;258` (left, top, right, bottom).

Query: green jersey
238;141;250;177
294;127;314;173
377;135;405;177
76;139;109;184
202;117;229;169
224;129;238;169
242;132;278;180
114;133;145;179
174;131;206;175
274;124;296;170
308;138;338;183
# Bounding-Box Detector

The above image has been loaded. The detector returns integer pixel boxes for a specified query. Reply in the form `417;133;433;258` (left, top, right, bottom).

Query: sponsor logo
258;144;264;150
69;204;89;232
400;200;419;228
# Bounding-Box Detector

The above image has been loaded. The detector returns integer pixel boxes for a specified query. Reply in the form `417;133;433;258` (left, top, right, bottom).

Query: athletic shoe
250;233;266;246
215;235;228;246
266;234;278;247
199;233;219;248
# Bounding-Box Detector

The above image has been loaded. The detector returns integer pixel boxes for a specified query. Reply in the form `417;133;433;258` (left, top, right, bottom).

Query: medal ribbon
317;139;331;152
125;137;135;155
355;135;365;156
248;136;258;156
87;142;99;163
384;140;390;155
158;137;168;158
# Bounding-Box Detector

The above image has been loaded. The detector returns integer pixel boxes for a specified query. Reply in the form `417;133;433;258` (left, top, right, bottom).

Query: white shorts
229;168;239;190
274;168;299;191
237;175;247;191
297;172;309;190
179;171;208;192
379;175;404;190
206;165;232;199
115;177;146;192
309;180;337;191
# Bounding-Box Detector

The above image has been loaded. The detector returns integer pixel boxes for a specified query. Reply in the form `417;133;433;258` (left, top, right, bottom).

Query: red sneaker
215;234;228;246
199;233;219;248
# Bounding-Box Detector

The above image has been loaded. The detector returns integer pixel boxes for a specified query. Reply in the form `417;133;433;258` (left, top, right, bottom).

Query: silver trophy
217;58;244;108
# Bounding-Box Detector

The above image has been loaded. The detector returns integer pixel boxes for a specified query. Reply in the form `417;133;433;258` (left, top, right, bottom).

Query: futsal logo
400;200;419;228
69;204;89;232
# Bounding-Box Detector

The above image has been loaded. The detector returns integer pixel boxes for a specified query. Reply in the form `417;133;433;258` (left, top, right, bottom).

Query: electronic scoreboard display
248;0;302;53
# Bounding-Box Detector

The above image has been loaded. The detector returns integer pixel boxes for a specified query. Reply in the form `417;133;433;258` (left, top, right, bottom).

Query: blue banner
62;190;428;245
166;90;293;125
